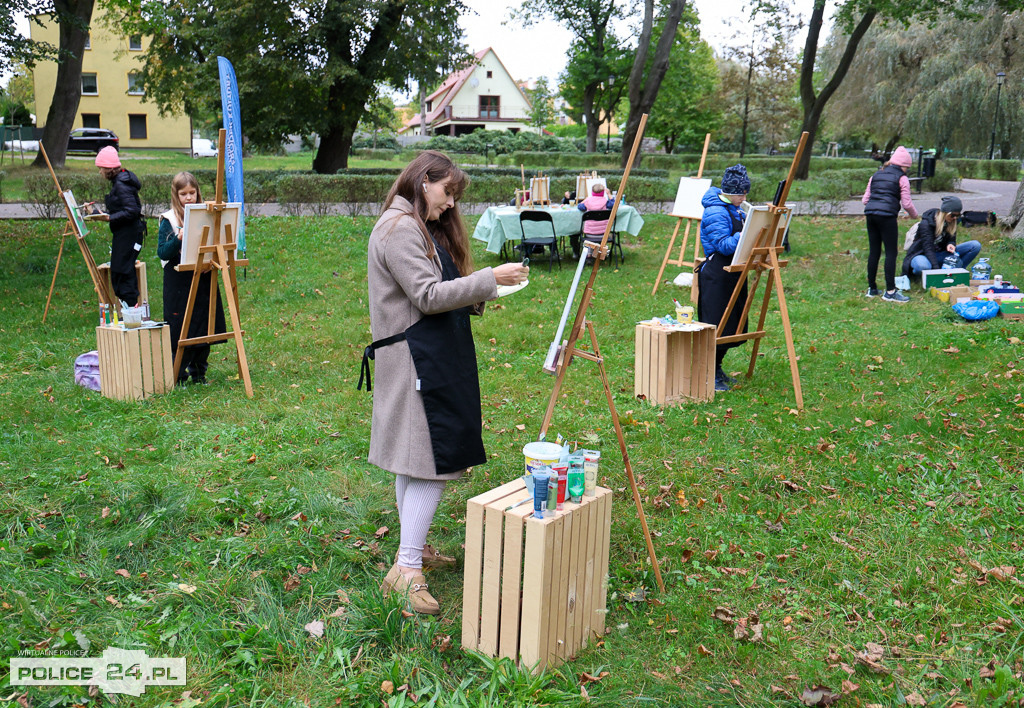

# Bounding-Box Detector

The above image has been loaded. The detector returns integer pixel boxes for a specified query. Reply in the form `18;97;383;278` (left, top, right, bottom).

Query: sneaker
723;372;738;386
866;287;880;298
882;290;909;303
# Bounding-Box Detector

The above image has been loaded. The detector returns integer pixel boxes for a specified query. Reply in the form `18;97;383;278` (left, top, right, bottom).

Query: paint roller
542;245;593;373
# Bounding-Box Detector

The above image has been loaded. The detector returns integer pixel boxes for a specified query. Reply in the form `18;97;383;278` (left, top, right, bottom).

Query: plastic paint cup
532;470;551;519
679;306;694;324
122;305;144;328
523;441;563;476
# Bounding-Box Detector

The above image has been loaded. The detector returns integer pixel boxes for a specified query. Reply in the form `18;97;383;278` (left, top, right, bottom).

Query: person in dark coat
861;145;919;302
156;172;226;385
93;146;144;306
902;196;981;277
697;164;751;392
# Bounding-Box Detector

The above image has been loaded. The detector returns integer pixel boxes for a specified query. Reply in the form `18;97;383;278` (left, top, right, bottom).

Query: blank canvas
729;204;794;267
670;178;711;219
181;202;241;266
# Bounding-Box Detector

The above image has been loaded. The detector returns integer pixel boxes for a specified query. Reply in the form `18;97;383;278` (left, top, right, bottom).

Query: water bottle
941;253;961;270
971;257;991;281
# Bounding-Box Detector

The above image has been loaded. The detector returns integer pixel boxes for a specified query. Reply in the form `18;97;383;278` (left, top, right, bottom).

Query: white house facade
401;48;536;136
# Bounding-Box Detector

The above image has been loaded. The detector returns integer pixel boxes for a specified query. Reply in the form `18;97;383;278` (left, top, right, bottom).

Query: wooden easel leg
216;244;253;398
586;321;665;593
676;220;691;264
651;219;682;296
173;235;209;382
43;231;67;324
746;269;774;379
769;250;803;409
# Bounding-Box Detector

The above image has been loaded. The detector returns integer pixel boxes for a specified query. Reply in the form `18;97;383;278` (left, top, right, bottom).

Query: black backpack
958;210;996;227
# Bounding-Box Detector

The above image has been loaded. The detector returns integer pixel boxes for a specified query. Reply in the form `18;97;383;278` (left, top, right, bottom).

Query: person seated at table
902;196;981;278
562;190;576;205
697;164;751;393
571;183;614;258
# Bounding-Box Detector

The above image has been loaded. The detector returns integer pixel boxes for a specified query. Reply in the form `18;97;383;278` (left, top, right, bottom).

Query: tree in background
6;65;36;110
357;94;401;150
645;8;722;154
514;0;631;153
526;77;554;132
619;0;687;167
109;0;470;173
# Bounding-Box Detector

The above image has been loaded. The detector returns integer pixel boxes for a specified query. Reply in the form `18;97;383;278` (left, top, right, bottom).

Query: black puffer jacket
902;208;956;276
104;169;142;230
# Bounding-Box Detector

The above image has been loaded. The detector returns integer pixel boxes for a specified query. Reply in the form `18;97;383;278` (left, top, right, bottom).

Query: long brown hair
381;150;473;276
170;171;202;225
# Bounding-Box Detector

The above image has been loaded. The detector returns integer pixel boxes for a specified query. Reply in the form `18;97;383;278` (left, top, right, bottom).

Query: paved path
2;178;1019;220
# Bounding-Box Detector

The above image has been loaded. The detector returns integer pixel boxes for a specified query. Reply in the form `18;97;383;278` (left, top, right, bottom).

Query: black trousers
110;270;139;306
865;214;898;291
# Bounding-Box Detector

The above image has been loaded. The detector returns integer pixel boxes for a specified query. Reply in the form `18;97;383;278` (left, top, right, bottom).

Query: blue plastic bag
952;300;999;321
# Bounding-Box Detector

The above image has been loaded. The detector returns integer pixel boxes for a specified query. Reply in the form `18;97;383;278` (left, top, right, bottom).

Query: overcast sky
6;1;828;94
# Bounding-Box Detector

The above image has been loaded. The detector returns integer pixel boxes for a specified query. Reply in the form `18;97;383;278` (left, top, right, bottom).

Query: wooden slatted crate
96;324;174;401
462;478;612;674
634;321;715;404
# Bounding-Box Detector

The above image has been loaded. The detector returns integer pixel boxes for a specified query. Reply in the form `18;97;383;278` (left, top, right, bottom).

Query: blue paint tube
532;469;551;519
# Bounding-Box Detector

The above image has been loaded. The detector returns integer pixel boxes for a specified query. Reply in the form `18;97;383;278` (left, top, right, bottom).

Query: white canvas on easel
730;203;794;268
181;202;241;265
669;178;711;220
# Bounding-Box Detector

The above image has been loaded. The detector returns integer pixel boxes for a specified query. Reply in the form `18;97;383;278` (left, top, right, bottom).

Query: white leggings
395;475;447;569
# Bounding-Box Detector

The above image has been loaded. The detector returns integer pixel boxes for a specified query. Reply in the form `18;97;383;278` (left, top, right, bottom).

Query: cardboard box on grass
1000;301;1024;320
922;268;969;289
931;285;975;303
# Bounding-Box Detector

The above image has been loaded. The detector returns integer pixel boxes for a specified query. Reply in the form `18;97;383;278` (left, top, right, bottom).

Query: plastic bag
74;350;101;391
894;275;911;291
952;300;999;321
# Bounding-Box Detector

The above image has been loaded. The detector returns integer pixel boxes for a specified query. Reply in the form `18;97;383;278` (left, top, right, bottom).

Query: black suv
67;128;120;154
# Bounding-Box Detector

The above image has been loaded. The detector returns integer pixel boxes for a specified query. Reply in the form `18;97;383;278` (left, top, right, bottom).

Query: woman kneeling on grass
362;151;528;615
902;196;981;279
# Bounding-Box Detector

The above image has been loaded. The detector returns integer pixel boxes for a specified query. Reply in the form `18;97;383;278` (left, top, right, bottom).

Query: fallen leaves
855;642;890;674
304;620;324;638
283;574;301;592
580;671;609;684
799;685;840;706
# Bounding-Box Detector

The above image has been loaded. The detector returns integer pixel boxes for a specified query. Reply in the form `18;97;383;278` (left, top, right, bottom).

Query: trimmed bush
943;158;1019;181
24;172;106;219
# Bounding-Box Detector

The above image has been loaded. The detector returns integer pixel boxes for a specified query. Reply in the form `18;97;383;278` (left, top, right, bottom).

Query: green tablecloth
472;204;645;255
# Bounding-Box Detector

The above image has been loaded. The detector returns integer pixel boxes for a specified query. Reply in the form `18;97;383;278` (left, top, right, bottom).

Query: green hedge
942;159;1019;181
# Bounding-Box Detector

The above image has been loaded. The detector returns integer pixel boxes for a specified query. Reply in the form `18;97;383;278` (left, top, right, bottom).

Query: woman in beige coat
366;151;528;614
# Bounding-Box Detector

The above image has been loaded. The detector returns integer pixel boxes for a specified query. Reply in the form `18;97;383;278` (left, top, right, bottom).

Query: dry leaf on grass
800;685;840;706
177;583;196;594
304;620;324;638
381;680;394;694
855;642;889;673
101;507;110;519
841;679;859;693
580;671;609;684
283;574;301;592
712;606;736;623
697;644;714;657
114;569;130;578
104;595;122;608
733;622;764;643
904;692;926;706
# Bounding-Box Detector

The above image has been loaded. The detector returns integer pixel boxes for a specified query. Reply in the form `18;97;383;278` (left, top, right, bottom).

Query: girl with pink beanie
93;146;145;306
861;145;919;303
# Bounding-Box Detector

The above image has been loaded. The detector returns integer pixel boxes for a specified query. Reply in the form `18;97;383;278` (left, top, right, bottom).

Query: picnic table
472;204;645;256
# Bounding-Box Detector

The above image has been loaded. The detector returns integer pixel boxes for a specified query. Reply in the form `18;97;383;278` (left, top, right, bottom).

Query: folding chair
518;211;561;271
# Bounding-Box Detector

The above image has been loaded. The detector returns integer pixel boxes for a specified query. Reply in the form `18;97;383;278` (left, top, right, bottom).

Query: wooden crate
462;478;612;674
96;324;174;401
634;321;715;404
97;260;148;313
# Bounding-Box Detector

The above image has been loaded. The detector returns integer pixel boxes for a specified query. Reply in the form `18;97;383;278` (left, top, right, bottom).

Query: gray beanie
940;196;962;213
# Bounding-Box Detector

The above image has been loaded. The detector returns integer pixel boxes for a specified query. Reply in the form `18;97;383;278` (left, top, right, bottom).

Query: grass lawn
1;212;1022;707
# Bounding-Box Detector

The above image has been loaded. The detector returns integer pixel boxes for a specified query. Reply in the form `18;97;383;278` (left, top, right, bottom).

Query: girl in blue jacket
697;165;750;392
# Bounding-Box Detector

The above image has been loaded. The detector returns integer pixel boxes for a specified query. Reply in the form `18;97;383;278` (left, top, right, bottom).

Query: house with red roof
401;48;535;136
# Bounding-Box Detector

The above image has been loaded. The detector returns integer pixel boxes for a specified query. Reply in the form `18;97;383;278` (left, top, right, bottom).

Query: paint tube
532;469;551;519
582;449;600;496
552;463;568;510
547;473;558;513
567;454;585;502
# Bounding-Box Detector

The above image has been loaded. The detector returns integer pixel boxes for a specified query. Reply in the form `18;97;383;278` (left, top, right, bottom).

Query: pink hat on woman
95;146;121;168
889;146;912;168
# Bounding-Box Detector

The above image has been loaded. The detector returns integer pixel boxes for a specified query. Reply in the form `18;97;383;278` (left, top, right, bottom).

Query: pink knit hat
95;146;121;168
889;146;912;168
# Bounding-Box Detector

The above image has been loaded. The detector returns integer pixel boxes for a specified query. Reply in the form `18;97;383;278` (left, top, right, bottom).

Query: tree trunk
419;84;428;137
620;0;686;168
794;1;875;179
583;84;599;153
1005;178;1024;234
312;123;355;174
32;0;95;170
739;40;754;158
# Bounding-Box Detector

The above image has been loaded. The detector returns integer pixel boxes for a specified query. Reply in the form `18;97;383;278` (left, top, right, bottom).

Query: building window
479;95;500;119
128;114;148;139
81;73;98;95
127;73;143;95
486;71;493;78
84;34;91;50
82;114;101;129
129;35;143;50
426;100;432;113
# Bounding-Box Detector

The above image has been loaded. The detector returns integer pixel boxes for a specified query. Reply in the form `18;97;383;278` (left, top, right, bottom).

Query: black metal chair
578;210;623;266
518;211;561;271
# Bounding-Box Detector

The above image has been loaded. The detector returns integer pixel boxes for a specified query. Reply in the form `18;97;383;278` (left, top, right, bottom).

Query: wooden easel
173;129;253;397
538;114;665;594
716;131;808;410
40;143;115;323
651;133;711;298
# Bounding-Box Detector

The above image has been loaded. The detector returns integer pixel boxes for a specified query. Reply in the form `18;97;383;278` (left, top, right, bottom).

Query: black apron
359;238;487;476
697;208;749;352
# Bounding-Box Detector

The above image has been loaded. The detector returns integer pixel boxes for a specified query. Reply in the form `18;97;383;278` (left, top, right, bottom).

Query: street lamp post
989;71;1006;160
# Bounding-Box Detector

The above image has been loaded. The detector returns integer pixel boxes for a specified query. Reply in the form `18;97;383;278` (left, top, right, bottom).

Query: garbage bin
922;154;936;178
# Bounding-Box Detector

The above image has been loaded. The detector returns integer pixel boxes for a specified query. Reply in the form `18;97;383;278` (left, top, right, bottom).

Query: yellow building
30;9;190;150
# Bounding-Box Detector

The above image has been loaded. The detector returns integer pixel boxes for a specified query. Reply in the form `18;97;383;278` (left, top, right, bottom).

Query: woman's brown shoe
421;544;456;570
384;571;440;615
